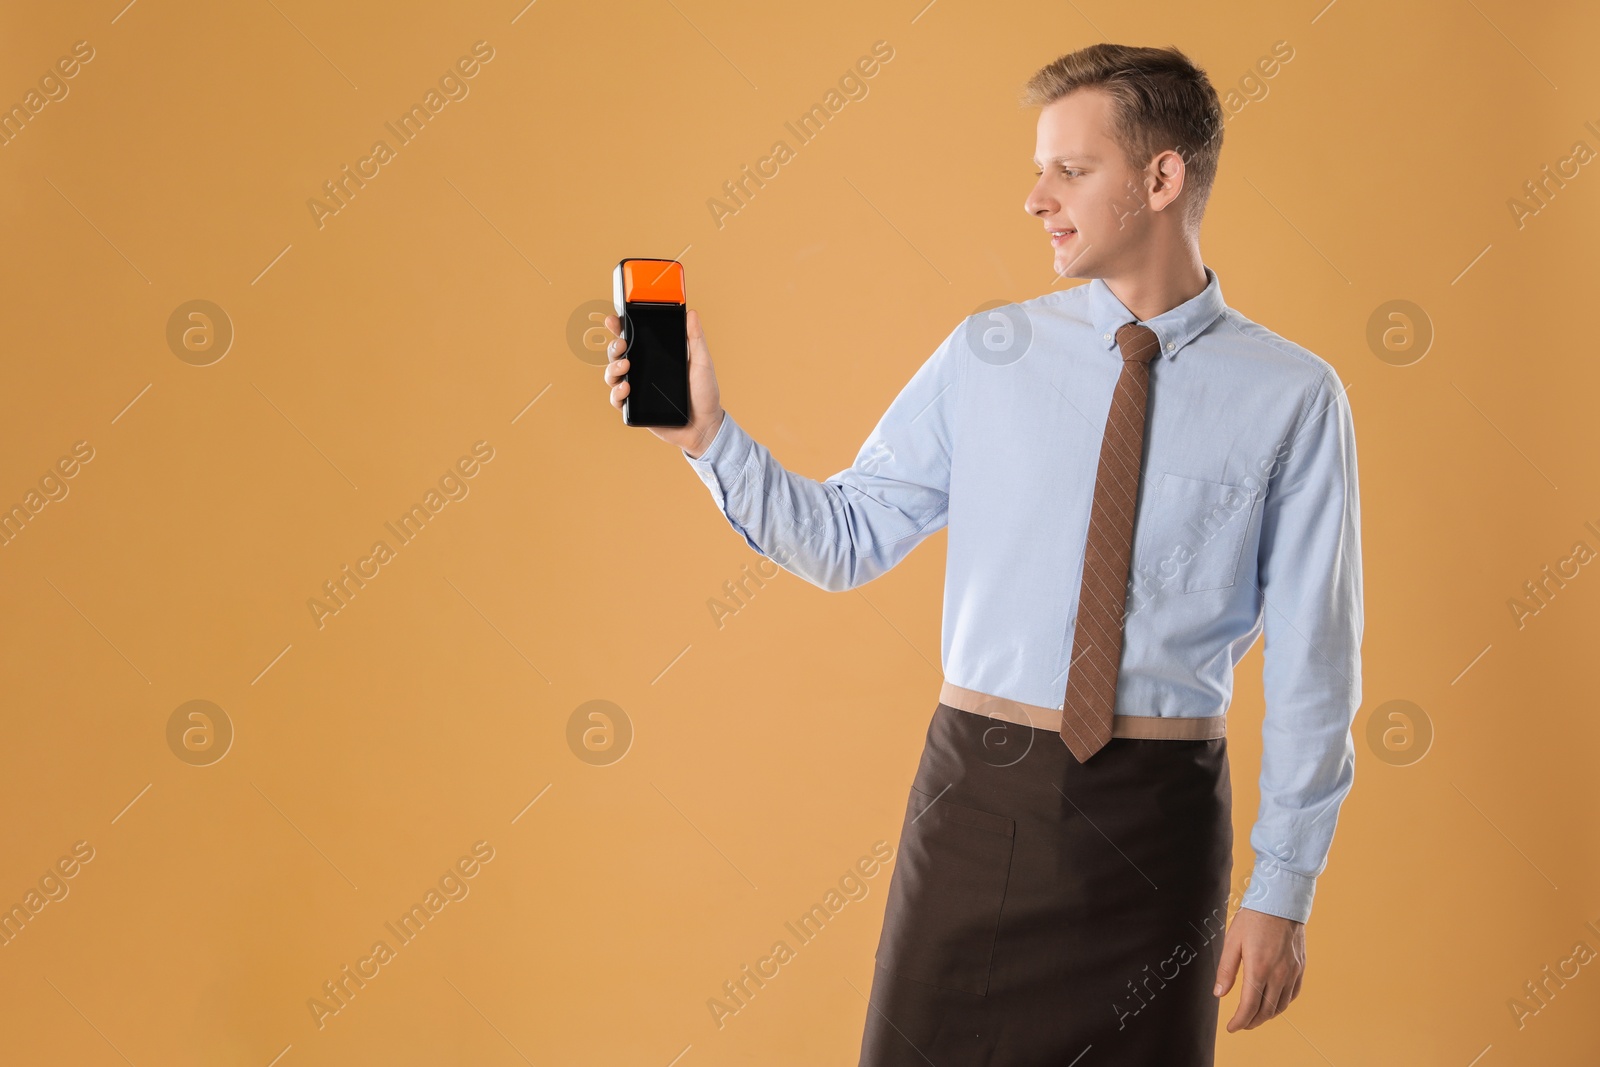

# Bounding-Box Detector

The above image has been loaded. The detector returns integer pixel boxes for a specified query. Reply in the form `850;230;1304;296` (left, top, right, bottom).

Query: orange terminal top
623;260;685;303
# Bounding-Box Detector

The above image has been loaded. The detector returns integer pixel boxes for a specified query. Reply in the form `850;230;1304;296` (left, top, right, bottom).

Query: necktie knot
1116;322;1161;364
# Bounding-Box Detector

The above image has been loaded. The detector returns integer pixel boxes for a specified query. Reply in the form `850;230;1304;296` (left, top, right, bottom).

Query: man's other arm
1243;369;1365;925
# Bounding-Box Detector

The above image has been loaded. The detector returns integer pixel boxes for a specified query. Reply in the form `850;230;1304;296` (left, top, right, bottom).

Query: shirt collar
1086;264;1226;361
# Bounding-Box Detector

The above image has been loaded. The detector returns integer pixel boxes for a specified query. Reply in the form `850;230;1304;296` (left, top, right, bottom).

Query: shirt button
1166;342;1175;351
1102;333;1111;341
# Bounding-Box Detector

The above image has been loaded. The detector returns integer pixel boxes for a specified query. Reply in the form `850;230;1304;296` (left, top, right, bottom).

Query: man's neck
1100;240;1207;322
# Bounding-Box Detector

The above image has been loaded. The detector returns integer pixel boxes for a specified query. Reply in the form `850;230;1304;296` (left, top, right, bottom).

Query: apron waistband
938;681;1227;740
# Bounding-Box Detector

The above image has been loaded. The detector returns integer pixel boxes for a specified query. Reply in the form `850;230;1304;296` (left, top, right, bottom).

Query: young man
602;42;1362;1067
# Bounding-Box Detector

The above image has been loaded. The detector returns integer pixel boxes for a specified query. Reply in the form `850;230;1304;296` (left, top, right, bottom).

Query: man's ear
1148;149;1186;213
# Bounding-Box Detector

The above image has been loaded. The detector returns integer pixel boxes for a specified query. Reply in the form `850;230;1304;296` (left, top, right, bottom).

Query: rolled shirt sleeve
682;325;963;593
1243;369;1364;924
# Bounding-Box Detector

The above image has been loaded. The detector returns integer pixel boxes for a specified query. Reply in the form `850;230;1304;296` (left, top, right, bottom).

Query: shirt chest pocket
1136;472;1260;594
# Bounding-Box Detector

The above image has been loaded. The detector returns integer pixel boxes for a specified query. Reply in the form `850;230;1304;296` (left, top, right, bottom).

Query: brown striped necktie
1060;322;1162;762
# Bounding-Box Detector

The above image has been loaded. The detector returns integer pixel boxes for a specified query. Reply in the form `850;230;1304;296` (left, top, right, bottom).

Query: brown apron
860;702;1234;1066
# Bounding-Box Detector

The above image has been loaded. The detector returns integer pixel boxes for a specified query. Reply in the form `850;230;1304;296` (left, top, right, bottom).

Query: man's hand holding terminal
603;308;725;459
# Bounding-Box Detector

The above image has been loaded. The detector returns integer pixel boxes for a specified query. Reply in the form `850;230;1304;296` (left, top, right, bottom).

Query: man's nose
1024;180;1054;217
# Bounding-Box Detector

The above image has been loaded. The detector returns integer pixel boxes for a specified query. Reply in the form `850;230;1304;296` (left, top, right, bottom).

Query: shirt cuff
682;412;753;508
681;412;764;553
1239;858;1317;925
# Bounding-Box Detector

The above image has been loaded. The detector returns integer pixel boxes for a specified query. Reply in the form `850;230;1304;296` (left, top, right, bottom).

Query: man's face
1024;88;1153;280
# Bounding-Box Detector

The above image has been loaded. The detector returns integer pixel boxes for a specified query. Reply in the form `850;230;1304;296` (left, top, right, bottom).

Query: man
602;42;1362;1067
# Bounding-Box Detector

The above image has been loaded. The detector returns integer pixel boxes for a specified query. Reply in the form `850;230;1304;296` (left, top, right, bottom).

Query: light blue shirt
681;265;1363;925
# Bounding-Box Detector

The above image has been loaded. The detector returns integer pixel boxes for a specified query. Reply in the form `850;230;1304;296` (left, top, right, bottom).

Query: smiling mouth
1049;228;1077;245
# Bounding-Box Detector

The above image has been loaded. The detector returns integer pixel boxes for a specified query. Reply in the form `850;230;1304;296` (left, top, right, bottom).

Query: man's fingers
1214;911;1306;1032
1226;962;1264;1032
1243;966;1299;1030
1260;973;1293;1028
687;308;710;366
604;314;626;363
1213;936;1241;998
1245;973;1284;1029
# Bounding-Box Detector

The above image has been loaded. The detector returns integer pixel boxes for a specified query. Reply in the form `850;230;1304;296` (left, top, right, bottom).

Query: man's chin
1052;259;1093;281
1052;245;1095;280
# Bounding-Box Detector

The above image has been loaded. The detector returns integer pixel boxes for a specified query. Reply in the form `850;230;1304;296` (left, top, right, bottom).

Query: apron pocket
875;786;1016;996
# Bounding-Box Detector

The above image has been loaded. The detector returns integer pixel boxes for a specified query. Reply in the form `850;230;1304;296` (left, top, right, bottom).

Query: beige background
1;0;1597;1063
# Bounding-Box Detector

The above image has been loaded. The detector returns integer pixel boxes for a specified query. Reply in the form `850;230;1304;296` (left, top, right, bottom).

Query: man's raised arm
679;322;965;593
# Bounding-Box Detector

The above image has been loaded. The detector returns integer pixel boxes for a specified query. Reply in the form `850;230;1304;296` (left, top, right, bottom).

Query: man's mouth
1049;228;1077;246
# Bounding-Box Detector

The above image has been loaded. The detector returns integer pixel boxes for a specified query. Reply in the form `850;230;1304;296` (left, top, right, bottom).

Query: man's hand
1212;906;1306;1031
603;307;725;458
